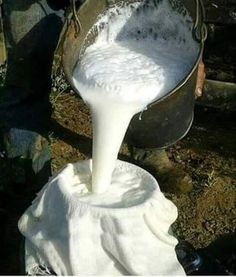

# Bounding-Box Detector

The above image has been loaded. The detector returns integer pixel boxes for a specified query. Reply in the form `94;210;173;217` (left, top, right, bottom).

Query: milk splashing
73;0;199;193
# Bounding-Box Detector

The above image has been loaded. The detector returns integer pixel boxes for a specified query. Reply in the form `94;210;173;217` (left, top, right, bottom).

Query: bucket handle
70;0;114;36
71;0;82;36
193;0;207;43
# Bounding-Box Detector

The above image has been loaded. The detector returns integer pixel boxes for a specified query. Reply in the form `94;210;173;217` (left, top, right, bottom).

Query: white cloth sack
18;160;185;275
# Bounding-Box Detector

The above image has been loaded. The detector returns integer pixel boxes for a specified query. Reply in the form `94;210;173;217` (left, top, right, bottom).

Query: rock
131;147;193;193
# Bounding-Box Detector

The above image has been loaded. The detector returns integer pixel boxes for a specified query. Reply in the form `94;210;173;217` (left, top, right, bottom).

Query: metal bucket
62;0;207;148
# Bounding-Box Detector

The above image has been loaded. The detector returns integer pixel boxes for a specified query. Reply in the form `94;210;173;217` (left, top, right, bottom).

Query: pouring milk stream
18;2;199;274
73;1;198;193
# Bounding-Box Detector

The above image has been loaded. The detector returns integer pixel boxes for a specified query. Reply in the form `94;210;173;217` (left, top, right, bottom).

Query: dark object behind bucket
62;0;205;149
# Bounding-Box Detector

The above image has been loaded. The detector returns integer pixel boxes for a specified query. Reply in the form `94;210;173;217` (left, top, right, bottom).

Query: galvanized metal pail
62;0;207;148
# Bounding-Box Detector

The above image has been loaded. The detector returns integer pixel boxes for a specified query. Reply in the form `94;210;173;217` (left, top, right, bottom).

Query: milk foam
70;160;158;208
73;0;199;193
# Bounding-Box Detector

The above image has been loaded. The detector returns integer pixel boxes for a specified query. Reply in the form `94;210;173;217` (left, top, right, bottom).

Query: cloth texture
18;160;185;276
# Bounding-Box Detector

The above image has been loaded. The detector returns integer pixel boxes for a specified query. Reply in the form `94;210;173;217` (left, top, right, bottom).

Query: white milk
73;0;198;193
71;160;158;208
